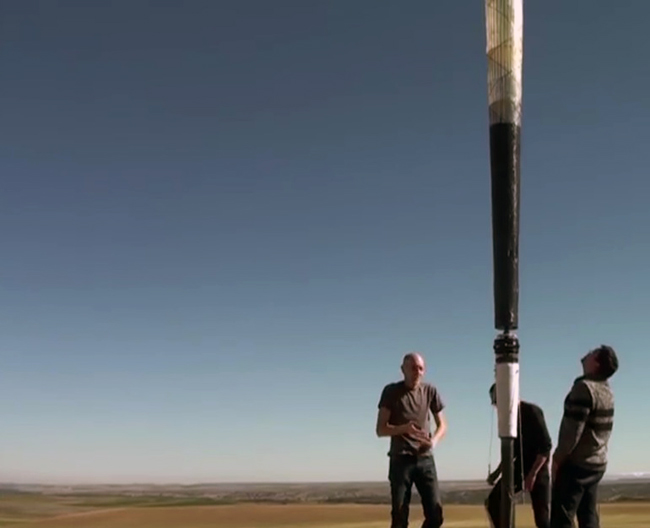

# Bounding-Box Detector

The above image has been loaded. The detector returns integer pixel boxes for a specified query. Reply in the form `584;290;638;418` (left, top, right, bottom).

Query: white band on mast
486;0;523;126
496;361;519;438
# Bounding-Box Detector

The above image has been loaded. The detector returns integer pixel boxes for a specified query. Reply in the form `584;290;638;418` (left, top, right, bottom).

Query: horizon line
2;474;647;487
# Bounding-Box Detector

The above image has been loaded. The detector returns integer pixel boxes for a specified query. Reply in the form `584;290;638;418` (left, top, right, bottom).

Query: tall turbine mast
486;1;523;527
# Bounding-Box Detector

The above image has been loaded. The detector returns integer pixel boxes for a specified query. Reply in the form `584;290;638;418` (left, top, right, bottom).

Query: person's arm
411;410;446;452
553;381;592;467
430;410;447;447
376;407;418;437
526;406;552;482
375;385;420;437
527;455;548;480
487;461;502;484
425;386;447;448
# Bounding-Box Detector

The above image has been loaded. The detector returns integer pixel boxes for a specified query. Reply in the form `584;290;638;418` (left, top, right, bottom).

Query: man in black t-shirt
486;384;552;528
376;352;448;528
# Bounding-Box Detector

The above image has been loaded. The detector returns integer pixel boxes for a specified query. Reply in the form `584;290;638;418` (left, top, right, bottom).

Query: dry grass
1;502;649;528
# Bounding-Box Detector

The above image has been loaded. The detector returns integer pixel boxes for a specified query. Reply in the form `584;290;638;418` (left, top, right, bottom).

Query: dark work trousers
388;454;443;528
485;467;550;528
550;462;605;528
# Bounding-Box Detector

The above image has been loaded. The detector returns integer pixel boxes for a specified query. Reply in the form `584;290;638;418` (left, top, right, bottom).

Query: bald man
376;352;448;528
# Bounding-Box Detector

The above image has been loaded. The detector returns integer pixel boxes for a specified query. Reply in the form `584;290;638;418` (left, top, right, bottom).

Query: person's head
401;352;426;389
489;383;497;406
581;345;619;380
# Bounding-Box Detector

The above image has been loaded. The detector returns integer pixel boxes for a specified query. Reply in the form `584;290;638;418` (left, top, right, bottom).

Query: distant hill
2;478;650;505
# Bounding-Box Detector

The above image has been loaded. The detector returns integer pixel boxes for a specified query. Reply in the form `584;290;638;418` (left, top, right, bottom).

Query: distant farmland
1;479;650;526
3;477;649;506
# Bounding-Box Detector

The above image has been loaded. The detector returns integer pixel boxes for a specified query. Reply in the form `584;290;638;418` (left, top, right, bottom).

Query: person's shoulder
568;376;595;403
572;375;591;387
422;382;444;407
579;376;613;400
522;400;545;417
380;381;404;397
572;376;593;393
378;381;404;409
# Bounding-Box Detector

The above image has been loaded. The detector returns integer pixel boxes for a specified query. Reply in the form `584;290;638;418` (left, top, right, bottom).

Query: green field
1;496;649;528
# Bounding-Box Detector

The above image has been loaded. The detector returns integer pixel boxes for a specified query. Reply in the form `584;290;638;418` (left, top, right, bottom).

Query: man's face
402;355;425;387
581;349;600;376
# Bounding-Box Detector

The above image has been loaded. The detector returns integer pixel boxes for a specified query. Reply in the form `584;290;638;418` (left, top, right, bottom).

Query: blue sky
1;1;649;484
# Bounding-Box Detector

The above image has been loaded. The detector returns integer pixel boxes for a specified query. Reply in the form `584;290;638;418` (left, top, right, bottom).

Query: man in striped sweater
550;345;619;528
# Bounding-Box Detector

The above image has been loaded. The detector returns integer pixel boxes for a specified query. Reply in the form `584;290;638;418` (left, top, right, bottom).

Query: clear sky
1;1;649;484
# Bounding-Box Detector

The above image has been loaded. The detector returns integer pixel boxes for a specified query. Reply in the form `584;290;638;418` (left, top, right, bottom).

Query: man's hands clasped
400;421;436;451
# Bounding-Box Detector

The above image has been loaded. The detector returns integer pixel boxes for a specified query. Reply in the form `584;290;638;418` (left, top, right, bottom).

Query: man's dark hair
595;345;619;379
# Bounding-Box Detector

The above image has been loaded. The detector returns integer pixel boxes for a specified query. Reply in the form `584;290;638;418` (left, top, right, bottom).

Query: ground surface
1;499;649;528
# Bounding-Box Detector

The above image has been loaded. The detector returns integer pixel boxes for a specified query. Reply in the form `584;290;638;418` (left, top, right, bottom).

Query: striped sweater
554;375;615;469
